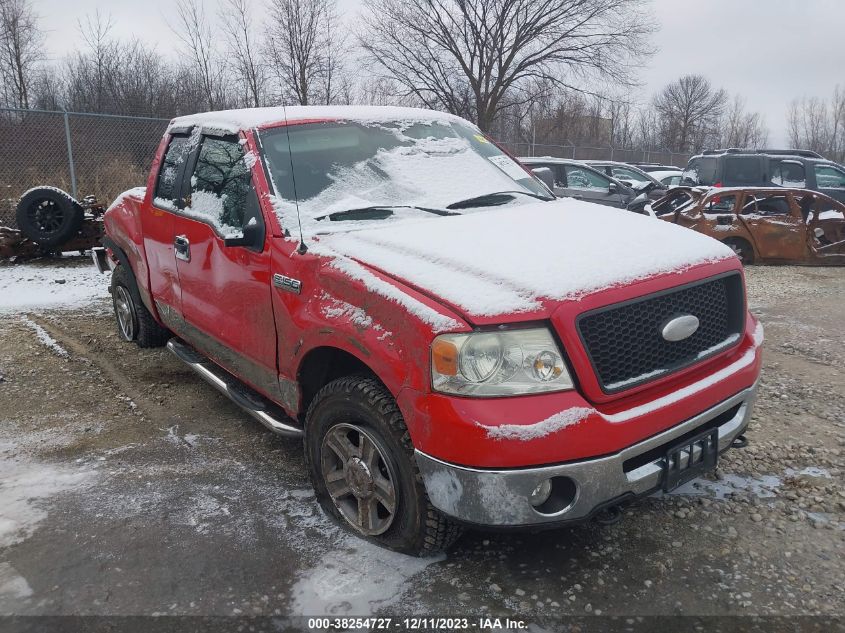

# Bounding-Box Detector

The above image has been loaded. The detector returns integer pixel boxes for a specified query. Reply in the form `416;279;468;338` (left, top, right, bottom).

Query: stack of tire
15;187;84;248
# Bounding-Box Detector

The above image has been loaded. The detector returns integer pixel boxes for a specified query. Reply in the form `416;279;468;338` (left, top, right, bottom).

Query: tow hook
594;505;623;526
731;435;749;449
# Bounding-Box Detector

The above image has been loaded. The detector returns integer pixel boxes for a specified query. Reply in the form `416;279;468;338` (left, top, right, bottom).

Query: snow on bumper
416;381;758;527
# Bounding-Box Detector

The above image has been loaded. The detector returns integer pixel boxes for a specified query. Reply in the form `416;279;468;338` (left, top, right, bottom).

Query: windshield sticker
488;155;528;181
474;134;489;144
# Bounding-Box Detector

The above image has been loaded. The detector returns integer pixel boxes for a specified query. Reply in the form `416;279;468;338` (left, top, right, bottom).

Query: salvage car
95;106;763;554
653;186;845;265
518;156;638;208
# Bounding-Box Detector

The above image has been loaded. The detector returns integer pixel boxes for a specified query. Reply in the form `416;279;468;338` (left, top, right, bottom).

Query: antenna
282;103;307;254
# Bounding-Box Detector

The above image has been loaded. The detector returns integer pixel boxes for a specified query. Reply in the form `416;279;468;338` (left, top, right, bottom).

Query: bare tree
786;87;845;163
719;95;768;149
652;74;728;152
0;0;44;109
359;0;655;132
220;0;266;107
264;0;347;106
170;0;226;110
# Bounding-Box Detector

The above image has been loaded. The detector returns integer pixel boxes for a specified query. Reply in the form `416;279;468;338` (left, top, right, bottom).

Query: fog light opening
531;476;577;515
529;480;553;507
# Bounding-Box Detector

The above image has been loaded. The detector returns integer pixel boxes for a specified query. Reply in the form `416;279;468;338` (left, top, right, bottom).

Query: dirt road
0;258;842;625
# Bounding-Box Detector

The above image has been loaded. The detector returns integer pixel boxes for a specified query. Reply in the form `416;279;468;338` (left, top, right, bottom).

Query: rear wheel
110;265;170;348
304;375;461;555
724;238;754;265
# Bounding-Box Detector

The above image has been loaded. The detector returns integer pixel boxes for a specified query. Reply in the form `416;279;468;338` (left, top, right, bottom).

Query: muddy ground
0;259;843;626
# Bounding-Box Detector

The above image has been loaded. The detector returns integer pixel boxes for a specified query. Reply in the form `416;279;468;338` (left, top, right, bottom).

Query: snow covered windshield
258;119;551;235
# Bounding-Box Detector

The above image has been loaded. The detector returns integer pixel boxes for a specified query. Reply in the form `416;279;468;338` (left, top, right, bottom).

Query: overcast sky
35;0;844;144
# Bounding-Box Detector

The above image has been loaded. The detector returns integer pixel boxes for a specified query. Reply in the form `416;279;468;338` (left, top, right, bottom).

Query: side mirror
608;182;619;193
223;218;264;249
531;167;556;193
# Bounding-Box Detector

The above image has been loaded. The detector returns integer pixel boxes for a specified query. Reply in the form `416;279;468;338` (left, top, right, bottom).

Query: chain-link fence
0;108;169;228
498;141;691;169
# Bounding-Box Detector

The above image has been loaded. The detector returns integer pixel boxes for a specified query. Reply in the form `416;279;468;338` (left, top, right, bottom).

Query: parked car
649;169;684;187
652;186;845;265
682;149;845;203
96;105;763;554
585;161;668;201
519;156;638;208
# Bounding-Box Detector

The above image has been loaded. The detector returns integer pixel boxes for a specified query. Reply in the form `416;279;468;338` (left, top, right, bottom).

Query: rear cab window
154;134;196;208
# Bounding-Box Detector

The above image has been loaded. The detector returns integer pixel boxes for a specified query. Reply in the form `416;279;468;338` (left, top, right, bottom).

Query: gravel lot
0;258;843;625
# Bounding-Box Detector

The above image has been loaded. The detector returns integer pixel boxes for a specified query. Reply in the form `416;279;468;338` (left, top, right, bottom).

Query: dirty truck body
98;106;763;554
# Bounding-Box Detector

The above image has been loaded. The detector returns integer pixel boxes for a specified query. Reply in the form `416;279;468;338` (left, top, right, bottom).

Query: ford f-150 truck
94;105;763;555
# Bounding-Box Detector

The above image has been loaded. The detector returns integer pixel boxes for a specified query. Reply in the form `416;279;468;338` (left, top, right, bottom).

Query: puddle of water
291;538;443;616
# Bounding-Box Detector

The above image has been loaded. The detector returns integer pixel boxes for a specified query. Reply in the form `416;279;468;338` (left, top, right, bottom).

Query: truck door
170;133;281;401
140;133;196;317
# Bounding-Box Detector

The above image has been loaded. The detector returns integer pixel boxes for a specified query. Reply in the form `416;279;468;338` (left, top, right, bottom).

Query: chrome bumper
415;382;758;527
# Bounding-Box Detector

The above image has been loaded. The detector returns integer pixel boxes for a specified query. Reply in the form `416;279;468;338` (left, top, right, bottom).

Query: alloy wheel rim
114;286;136;340
320;423;397;536
27;199;64;234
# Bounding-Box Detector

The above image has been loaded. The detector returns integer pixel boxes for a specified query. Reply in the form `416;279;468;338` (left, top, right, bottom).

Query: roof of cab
167;105;465;135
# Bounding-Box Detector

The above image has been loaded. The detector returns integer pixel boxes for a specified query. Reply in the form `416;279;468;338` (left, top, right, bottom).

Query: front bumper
415;381;758;527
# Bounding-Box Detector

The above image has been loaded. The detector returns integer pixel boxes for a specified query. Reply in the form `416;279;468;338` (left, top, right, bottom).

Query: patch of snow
0;457;94;548
106;186;147;212
0;262;111;314
169;105;465;135
695;333;741;359
291;538;442;616
18;186;77;205
606;367;668;391
483;407;593;441
819;210;845;220
320;295;374;329
19;316;68;357
181;190;243;239
320;201;735;318
0;563;33;604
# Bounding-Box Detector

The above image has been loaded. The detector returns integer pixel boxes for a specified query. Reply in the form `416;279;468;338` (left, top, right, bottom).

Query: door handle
174;235;191;262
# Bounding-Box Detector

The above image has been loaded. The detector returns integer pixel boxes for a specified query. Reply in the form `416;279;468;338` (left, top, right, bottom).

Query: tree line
0;0;841;159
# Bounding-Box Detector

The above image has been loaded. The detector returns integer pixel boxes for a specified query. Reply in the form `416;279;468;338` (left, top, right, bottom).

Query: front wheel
304;376;461;555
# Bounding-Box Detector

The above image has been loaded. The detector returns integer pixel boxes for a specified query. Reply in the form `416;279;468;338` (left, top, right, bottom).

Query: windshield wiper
316;205;458;222
446;190;554;210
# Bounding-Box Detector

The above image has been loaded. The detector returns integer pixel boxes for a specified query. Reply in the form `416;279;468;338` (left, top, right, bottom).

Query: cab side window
815;165;845;189
154;134;194;207
186;137;259;238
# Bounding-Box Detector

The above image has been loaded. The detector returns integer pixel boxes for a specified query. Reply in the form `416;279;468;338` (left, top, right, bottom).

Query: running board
166;338;303;438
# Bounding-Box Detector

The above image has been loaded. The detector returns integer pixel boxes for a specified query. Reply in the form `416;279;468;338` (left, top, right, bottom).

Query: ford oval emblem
661;314;700;342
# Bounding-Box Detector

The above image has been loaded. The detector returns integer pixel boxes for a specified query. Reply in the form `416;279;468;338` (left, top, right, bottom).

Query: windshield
258;119;550;235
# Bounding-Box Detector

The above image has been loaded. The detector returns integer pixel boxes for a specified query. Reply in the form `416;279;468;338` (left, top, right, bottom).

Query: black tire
304;375;462;556
110;265;170;348
16;188;84;247
723;238;755;265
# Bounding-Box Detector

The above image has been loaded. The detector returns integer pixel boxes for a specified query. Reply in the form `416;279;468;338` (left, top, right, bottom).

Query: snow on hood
318;199;735;319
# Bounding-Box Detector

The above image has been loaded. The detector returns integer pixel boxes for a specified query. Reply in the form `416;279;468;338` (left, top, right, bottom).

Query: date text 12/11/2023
306;617;528;630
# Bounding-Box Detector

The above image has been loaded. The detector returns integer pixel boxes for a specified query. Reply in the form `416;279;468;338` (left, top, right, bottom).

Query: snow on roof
319;198;735;318
168;105;465;135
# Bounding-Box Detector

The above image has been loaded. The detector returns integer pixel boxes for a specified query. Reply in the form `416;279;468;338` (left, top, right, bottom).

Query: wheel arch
721;236;757;264
296;345;394;421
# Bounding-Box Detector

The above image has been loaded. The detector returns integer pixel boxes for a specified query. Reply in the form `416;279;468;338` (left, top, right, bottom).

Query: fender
101;235;160;323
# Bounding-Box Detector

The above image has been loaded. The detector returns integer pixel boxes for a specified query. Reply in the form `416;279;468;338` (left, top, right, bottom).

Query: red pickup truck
94;106;763;555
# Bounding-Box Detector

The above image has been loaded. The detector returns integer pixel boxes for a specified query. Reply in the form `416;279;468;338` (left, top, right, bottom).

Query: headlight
431;328;574;396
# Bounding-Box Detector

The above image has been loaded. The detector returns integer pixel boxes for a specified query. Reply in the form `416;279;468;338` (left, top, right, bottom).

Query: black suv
682;149;845;203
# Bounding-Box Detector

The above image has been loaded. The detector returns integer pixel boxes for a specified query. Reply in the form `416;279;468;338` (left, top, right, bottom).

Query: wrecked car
654;186;845;265
95;106;763;554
